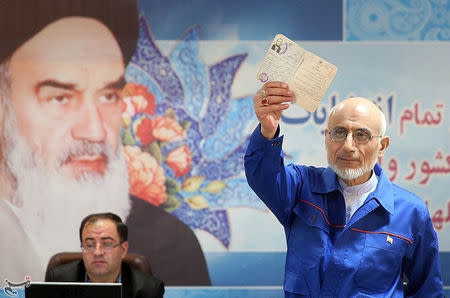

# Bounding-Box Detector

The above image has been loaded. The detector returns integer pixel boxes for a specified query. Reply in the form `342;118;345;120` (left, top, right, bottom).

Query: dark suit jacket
126;195;211;285
45;260;164;298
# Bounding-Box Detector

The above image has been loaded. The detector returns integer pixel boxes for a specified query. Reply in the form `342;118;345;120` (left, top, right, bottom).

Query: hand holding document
257;34;337;112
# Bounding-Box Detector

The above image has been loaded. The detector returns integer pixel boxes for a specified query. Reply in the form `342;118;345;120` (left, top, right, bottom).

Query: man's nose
93;244;105;256
341;132;356;151
71;102;107;142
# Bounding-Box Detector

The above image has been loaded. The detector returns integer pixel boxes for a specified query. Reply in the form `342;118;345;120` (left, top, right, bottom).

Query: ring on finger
260;89;266;96
261;96;269;106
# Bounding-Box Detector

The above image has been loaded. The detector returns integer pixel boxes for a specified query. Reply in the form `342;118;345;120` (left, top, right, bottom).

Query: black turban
0;0;139;64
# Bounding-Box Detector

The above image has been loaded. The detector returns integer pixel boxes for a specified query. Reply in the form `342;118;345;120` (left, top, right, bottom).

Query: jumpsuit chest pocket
286;204;329;271
354;231;409;293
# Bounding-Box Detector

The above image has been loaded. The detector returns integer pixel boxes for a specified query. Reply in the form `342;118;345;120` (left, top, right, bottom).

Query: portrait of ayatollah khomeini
0;0;210;285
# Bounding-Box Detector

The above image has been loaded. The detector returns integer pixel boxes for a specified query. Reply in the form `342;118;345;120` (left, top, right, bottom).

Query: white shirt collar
338;170;378;197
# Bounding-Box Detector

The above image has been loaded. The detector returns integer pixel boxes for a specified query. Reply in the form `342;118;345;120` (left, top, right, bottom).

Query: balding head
328;97;387;136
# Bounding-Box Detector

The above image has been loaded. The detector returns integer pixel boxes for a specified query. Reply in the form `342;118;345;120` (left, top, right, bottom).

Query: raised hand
253;81;294;139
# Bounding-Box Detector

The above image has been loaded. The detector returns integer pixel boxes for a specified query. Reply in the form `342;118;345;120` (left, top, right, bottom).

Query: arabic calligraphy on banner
426;200;450;232
381;154;450;231
382;151;450;185
400;102;444;136
282;94;394;128
282;94;445;137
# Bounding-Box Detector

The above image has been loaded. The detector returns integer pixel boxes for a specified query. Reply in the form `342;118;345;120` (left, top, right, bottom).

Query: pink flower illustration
135;117;154;146
124;145;168;206
152;116;186;142
167;145;192;177
122;83;156;124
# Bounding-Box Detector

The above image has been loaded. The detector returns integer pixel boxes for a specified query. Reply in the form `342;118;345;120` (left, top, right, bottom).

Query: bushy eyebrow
331;126;371;133
102;76;126;90
330;126;346;131
354;128;372;134
34;76;126;94
100;237;115;241
35;79;75;92
83;236;115;242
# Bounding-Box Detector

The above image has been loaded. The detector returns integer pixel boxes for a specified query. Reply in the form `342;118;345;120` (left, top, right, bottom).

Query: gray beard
1;101;131;272
326;147;379;182
329;163;374;181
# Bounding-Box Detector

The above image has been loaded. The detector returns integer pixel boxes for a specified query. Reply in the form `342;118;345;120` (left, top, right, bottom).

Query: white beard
329;163;373;181
327;147;379;182
2;101;131;271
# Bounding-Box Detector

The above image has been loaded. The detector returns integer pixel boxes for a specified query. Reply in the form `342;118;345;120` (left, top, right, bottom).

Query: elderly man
244;81;443;297
0;0;209;285
45;213;164;298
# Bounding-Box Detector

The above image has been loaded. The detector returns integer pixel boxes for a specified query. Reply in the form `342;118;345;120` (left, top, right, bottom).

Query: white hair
379;111;387;137
0;60;14;191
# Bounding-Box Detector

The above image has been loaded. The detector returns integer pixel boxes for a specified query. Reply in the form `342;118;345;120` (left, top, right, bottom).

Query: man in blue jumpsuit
244;81;443;297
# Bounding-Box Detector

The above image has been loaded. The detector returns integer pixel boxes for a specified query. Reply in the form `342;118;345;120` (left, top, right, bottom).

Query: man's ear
121;241;129;259
378;136;390;158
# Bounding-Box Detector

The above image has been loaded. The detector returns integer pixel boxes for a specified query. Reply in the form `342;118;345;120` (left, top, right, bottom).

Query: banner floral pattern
121;15;258;248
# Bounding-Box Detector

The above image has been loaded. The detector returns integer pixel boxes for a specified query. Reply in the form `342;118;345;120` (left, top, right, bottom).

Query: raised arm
254;81;293;139
245;81;302;223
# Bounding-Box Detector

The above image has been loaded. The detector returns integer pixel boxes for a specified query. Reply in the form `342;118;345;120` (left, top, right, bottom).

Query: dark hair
79;212;128;243
0;0;139;64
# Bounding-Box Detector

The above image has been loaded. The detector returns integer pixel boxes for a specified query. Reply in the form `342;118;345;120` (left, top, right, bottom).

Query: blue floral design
346;0;450;41
124;14;262;248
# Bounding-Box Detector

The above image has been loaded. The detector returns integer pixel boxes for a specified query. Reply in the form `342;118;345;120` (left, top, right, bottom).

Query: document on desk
257;33;338;112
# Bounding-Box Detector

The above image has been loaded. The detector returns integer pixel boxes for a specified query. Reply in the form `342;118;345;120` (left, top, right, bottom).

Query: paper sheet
257;34;338;112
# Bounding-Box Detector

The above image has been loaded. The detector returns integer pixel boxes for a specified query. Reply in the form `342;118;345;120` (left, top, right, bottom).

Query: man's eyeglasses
326;127;382;144
81;241;123;253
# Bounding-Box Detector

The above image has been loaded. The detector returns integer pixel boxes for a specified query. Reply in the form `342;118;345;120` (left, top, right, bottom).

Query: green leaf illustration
145;142;162;164
161;194;181;213
165;108;176;119
121;128;135;146
165;177;181;195
179;120;191;131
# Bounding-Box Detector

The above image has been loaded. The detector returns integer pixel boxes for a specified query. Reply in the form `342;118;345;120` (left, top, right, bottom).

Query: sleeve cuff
249;124;284;149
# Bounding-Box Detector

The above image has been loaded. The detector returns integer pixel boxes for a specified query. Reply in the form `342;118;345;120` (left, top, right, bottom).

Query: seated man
45;213;164;298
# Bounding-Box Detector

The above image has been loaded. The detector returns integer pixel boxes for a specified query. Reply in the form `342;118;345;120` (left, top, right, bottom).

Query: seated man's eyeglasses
326;127;382;144
81;241;123;253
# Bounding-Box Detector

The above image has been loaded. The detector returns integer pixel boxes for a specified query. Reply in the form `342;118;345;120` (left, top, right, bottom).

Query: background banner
0;0;448;294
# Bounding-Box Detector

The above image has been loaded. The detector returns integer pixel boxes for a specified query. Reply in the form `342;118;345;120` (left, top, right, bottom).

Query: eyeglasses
81;241;123;253
325;127;382;144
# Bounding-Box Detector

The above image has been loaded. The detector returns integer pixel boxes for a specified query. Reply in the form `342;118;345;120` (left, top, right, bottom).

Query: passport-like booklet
257;33;338;112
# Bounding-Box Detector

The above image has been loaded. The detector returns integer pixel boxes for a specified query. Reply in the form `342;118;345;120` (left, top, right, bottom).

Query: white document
257;34;338;112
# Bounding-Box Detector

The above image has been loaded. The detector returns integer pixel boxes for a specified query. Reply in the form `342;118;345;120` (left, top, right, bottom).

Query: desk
164;286;284;297
3;286;449;297
0;286;284;297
